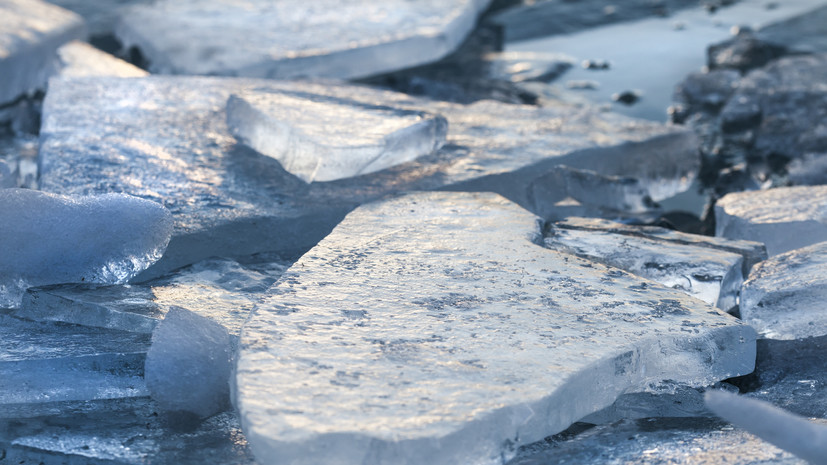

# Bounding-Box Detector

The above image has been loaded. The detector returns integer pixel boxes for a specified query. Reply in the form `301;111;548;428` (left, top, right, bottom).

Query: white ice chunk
145;307;232;418
115;0;491;79
705;390;827;465
0;188;172;307
716;186;827;256
55;40;148;78
740;241;827;340
235;191;755;465
227;90;448;183
0;0;85;106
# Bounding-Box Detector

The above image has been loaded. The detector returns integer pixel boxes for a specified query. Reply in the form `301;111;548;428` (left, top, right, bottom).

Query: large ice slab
0;189;172;307
39;76;697;279
115;0;491;79
544;224;744;310
0;315;149;407
716;186;827;256
55;40;148;77
739;242;827;340
0;0;85;106
227;90;448;183
235;192;755;465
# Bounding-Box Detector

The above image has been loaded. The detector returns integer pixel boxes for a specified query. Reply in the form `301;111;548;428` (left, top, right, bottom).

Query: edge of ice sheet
235;191;755;465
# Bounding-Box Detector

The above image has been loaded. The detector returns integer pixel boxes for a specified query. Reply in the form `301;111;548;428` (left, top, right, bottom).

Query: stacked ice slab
235;192;756;465
115;0;492;78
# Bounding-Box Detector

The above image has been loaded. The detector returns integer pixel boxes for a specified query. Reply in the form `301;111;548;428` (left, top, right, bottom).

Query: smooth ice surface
227;90;448;182
0;0;85;105
0;189;172;307
740;241;827;340
716;186;827;256
39;76;696;278
55;40;148;77
544;226;744;310
16;257;289;335
115;0;491;79
235;192;755;465
706;391;827;465
0;314;149;407
145;307;232;417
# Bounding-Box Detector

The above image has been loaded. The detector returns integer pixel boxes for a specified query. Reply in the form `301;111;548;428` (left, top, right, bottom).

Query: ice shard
55;40;149;77
235;192;755;465
115;0;491;79
227;90;448;183
716;186;827;256
16;257;289;335
544;225;744;310
739;241;827;340
0;189;173;307
0;0;85;107
39;76;697;279
0;314;149;408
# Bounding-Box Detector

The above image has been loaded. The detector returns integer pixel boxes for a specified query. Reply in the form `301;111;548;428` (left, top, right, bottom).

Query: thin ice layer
227;90;448;182
39;76;697;279
716;186;827;256
0;189;172;307
235;192;755;465
16;257;289;335
0;315;149;407
740;241;827;340
0;0;85;106
544;226;744;310
115;0;490;79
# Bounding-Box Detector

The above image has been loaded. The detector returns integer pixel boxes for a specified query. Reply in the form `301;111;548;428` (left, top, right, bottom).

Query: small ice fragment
227;90;448;183
145;307;232;418
705;390;827;465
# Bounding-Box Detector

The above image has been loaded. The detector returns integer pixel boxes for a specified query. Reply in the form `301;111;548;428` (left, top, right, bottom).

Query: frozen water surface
0;189;173;307
235;192;755;465
716;186;827;256
115;0;491;79
740;241;827;340
39;76;696;279
227;89;448;182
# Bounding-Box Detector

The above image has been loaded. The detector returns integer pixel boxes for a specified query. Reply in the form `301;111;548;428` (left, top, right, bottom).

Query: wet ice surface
716;185;827;256
235;192;755;465
0;189;173;308
38;76;696;279
0;0;85;106
227;89;448;183
740;241;827;340
115;0;491;79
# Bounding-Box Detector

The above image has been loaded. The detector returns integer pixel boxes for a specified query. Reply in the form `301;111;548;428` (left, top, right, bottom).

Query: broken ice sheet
0;189;173;307
39;76;697;279
227;89;448;183
115;0;491;79
15;256;289;335
716;185;827;256
0;315;149;407
740;241;827;340
235;191;755;465
55;40;148;77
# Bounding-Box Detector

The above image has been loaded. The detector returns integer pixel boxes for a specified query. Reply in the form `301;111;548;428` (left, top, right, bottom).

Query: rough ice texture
0;0;85;105
115;0;491;79
145;307;232;418
55;40;148;77
0;189;172;307
544;226;744;311
740;241;827;340
705;391;827;465
554;217;767;275
235;191;755;465
39;76;697;279
227;89;449;183
716;186;827;256
0;314;149;407
16;257;289;335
